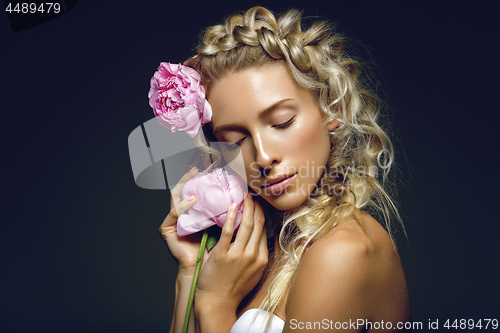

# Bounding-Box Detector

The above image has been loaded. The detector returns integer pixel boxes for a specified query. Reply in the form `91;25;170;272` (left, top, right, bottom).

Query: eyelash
273;116;295;129
224;116;296;151
225;138;245;151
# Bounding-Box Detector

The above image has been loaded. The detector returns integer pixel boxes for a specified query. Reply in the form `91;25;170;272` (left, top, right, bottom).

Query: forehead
207;63;311;127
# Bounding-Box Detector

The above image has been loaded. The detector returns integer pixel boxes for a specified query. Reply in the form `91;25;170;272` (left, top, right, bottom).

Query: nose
253;132;281;173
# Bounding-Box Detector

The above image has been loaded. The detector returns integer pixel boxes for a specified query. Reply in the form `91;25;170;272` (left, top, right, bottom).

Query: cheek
221;149;260;188
293;119;330;163
243;154;262;190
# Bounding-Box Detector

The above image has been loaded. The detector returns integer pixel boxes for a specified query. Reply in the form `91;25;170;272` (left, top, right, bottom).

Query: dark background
1;1;498;332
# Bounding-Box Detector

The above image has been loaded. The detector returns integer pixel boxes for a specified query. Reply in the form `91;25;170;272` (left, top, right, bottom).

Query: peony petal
183;126;200;138
181;173;202;196
215;213;226;228
215;210;242;229
182;106;201;126
149;90;159;109
180;66;201;81
202;100;213;124
202;184;232;216
177;209;216;236
227;177;245;204
148;77;158;99
233;210;242;229
162;62;177;75
182;115;202;138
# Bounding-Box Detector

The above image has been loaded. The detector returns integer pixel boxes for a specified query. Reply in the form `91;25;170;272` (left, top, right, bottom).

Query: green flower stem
183;229;208;333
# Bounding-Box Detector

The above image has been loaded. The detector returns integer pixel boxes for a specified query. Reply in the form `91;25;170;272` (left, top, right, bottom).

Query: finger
169;167;199;216
216;203;238;251
258;226;269;259
232;195;255;251
160;195;197;239
164;196;198;230
245;198;266;250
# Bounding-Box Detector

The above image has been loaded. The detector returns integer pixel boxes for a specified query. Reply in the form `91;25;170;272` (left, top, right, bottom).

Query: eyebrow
213;98;292;134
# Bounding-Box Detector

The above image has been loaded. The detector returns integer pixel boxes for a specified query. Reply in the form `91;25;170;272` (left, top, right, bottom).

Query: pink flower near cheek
176;169;246;237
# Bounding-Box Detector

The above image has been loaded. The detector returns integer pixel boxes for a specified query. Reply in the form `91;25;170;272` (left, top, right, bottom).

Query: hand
194;194;269;311
159;167;204;276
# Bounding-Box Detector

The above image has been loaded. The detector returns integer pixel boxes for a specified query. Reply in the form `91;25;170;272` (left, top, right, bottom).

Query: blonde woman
159;6;411;332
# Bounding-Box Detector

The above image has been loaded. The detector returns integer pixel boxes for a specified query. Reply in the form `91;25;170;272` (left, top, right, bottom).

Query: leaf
206;225;221;251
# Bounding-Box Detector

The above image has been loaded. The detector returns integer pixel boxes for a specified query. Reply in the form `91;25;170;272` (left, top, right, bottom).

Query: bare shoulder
307;212;400;269
285;213;411;331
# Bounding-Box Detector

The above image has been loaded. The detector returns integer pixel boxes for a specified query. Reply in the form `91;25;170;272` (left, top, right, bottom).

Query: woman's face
208;63;337;210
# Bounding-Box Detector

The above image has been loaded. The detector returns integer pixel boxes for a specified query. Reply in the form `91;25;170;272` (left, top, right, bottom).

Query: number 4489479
5;3;61;14
444;319;498;330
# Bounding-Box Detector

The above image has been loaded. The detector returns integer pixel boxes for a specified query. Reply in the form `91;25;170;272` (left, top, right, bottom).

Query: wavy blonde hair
184;6;402;315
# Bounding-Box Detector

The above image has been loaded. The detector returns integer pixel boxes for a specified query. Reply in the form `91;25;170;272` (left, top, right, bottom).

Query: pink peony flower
148;63;212;138
177;169;246;237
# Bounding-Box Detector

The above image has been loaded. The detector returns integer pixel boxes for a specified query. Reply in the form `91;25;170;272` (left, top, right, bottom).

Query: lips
262;174;295;188
260;174;296;195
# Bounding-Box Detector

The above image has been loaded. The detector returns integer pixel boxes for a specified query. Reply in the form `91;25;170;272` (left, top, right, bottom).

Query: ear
326;119;340;132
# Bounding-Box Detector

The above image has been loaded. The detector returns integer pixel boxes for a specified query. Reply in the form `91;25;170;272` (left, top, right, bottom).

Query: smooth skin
209;64;337;211
160;63;411;332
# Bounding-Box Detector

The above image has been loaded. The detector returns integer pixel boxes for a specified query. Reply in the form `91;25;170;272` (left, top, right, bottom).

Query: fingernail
188;195;196;201
189;167;198;173
247;192;252;198
230;203;237;212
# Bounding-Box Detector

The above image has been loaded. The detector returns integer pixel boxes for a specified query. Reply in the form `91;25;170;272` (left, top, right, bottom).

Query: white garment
230;309;284;333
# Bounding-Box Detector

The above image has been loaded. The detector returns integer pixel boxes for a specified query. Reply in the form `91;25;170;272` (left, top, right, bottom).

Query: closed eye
223;116;295;151
224;137;246;151
273;116;295;129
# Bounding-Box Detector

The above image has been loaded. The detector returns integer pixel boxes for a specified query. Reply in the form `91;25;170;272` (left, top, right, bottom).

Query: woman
159;6;411;332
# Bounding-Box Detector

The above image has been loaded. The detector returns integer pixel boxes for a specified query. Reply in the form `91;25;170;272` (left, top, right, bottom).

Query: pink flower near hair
177;169;245;237
148;63;212;138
